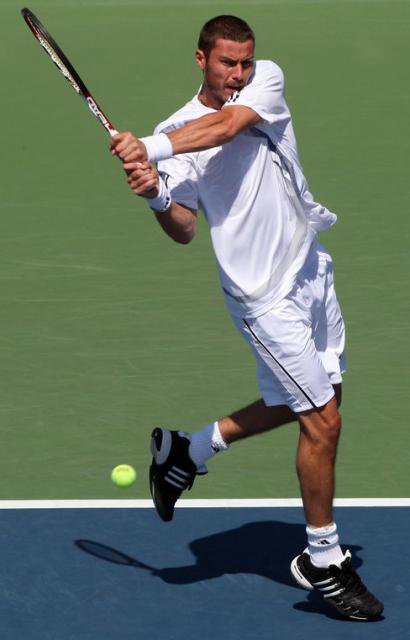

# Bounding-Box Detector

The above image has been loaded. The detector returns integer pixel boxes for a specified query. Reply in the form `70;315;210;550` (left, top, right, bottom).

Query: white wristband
139;133;173;163
146;175;172;213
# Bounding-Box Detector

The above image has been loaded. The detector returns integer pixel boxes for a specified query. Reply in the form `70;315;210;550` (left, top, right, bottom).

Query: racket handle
109;128;119;137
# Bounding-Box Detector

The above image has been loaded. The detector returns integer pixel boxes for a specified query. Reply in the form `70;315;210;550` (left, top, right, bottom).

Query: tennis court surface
1;503;408;638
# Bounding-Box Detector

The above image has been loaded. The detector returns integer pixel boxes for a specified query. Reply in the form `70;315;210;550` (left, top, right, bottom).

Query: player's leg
188;387;340;470
288;247;383;620
217;399;294;442
218;382;341;444
296;394;341;528
289;390;383;621
292;395;383;620
148;397;296;522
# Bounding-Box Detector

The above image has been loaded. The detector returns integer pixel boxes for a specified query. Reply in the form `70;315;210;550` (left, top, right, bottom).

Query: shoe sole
150;428;172;521
290;556;314;590
150;428;172;463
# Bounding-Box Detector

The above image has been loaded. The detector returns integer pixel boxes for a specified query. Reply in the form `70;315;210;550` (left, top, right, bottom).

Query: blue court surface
0;506;408;639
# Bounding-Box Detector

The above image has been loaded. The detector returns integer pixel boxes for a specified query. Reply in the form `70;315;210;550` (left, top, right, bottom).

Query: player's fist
123;161;159;198
110;131;147;162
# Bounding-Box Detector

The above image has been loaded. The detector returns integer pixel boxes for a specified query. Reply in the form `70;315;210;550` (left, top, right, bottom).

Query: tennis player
111;15;383;621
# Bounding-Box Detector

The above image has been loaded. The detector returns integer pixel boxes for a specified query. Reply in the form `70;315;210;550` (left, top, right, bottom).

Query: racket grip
109;128;119;137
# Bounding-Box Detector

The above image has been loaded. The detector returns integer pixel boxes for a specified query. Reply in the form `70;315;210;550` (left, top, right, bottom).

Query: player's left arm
166;105;261;152
111;105;261;163
111;61;286;163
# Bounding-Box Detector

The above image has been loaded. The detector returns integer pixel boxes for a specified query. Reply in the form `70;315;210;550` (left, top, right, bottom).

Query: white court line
0;498;409;509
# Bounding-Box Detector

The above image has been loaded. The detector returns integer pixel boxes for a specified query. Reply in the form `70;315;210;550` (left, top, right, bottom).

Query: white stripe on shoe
167;471;189;486
165;476;186;489
323;588;344;598
172;466;190;478
313;577;335;586
317;582;338;592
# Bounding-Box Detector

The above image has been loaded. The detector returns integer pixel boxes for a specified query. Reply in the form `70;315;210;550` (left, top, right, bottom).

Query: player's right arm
126;161;197;244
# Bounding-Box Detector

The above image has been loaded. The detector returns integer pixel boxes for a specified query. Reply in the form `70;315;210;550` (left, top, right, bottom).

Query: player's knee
321;410;342;449
303;408;341;449
328;411;342;433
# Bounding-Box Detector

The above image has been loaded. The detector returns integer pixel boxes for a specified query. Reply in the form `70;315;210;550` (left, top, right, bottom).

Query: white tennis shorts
233;241;346;413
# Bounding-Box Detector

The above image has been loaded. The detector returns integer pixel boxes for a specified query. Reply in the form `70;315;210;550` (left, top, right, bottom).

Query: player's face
196;38;255;109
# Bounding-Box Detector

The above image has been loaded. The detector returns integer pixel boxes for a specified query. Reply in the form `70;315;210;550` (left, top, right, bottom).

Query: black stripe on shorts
243;319;317;410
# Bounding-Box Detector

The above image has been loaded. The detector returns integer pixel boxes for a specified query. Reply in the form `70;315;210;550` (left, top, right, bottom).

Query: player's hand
110;132;147;162
123;161;159;198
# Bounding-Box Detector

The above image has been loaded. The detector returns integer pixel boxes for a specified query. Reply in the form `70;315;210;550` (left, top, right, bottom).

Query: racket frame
21;7;118;137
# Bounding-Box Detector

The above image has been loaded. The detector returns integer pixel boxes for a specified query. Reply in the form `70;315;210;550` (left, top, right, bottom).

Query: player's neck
198;85;223;110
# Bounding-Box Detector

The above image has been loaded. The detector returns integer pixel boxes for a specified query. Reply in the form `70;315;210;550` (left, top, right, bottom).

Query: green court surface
0;0;408;499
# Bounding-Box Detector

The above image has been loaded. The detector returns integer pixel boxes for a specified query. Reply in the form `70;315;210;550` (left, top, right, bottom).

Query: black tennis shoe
149;428;207;522
290;549;384;621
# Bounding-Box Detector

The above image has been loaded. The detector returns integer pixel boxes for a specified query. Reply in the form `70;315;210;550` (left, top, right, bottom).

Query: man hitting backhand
111;15;383;621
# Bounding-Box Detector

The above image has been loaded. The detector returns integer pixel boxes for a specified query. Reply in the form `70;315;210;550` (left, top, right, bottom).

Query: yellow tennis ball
111;464;137;488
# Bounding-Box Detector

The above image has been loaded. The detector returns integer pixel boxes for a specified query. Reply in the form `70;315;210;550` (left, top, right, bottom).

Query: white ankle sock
306;522;345;568
188;421;229;469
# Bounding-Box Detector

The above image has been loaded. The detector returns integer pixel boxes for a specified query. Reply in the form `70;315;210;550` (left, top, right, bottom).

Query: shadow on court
75;520;364;621
75;518;364;621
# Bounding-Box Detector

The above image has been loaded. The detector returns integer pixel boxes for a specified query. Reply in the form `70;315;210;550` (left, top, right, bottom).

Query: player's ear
195;49;206;71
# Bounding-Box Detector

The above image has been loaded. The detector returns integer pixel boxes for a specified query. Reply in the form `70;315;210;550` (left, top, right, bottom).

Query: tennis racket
21;7;118;137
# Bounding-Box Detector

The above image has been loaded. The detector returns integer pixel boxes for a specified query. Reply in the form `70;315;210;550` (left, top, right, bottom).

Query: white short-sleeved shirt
155;60;337;319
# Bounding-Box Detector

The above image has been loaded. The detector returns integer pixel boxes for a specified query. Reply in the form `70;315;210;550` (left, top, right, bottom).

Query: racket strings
29;23;81;94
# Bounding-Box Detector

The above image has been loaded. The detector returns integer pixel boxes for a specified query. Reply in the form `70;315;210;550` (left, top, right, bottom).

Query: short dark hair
198;15;255;58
